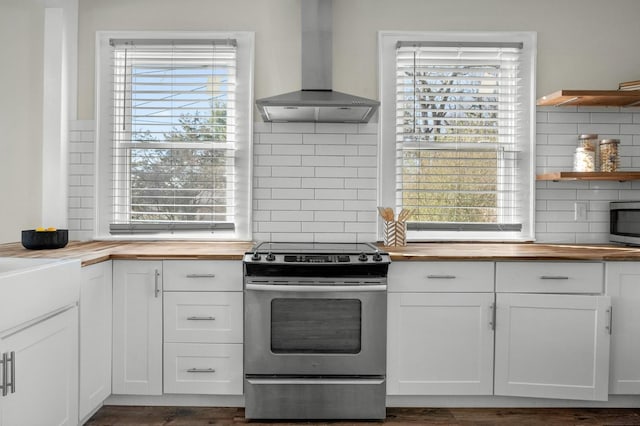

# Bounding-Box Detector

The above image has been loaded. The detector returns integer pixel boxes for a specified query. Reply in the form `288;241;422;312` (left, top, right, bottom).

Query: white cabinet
0;306;78;426
387;261;495;395
494;262;610;401
162;260;243;395
79;261;112;421
112;260;163;395
605;262;640;394
387;292;495;395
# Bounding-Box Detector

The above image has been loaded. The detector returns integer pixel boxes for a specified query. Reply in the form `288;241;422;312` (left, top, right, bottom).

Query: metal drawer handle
186;274;216;278
539;275;569;280
154;269;161;298
426;275;456;279
1;352;6;397
187;368;216;373
1;352;15;397
187;316;216;321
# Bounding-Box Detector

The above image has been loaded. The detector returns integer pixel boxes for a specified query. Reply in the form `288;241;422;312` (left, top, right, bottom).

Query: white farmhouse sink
0;257;81;333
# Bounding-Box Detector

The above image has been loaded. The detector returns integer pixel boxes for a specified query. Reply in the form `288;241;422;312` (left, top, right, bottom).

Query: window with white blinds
108;38;238;234
379;32;535;241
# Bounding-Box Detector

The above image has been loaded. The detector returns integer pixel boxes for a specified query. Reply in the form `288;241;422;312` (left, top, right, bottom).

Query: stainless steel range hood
255;0;379;123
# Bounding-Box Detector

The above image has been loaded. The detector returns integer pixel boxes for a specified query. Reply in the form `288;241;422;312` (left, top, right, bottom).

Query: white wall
0;0;45;243
76;0;640;119
7;0;640;243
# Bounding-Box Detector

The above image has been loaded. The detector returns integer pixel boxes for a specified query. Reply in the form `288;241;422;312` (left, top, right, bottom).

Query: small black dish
21;229;69;250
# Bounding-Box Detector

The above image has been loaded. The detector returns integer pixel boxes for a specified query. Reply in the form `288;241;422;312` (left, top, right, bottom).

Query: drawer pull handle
426;275;456;279
187;368;216;373
1;351;15;397
186;274;216;278
154;269;161;298
539;275;569;280
187;316;216;321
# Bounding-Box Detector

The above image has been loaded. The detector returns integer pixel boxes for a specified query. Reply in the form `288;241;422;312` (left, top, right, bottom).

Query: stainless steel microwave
610;201;640;245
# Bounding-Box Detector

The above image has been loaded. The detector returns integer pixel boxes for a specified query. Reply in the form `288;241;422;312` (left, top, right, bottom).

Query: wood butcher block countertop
1;240;640;266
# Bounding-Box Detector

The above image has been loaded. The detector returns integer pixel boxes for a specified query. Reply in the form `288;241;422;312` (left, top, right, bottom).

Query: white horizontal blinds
396;41;523;231
109;39;237;233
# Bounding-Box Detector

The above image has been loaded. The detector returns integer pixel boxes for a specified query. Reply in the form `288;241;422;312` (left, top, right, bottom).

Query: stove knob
358;252;368;262
373;250;383;262
251;251;261;261
266;252;276;262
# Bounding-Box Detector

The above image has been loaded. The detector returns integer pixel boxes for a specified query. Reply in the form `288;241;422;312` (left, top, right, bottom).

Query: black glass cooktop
251;242;380;254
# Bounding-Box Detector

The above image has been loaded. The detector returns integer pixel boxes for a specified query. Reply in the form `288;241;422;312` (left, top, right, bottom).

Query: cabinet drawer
389;261;494;292
163;343;242;395
163;260;242;291
496;262;603;293
164;292;243;343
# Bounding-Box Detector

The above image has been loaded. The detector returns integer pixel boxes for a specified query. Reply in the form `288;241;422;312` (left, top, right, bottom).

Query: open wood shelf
536;171;640;181
537;90;640;107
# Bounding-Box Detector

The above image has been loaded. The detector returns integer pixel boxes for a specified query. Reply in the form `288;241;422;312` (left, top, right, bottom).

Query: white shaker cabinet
79;261;113;421
494;262;610;401
387;262;495;395
112;260;163;395
0;306;79;426
605;262;640;394
163;260;243;395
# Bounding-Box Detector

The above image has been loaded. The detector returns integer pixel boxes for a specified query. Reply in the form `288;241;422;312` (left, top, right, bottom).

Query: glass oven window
271;298;362;354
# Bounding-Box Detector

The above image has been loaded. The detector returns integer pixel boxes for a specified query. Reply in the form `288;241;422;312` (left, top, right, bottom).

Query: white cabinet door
79;261;113;421
494;293;611;401
606;262;640;394
0;306;78;426
387;292;495;395
112;260;163;395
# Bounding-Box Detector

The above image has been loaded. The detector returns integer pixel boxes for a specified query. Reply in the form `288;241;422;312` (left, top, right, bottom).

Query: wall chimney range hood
255;0;379;123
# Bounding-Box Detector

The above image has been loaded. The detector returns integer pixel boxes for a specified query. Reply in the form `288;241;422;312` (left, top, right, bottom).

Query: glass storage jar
599;139;620;172
573;147;596;172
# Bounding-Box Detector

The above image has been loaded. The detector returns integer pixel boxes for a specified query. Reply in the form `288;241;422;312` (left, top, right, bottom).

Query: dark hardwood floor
85;406;640;425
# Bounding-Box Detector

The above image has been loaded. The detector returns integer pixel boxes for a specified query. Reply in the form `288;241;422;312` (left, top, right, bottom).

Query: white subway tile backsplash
271;166;315;177
301;156;345;167
67;105;640;245
301;199;344;211
345;178;376;189
257;177;302;189
315;144;358;156
315;167;358;178
535;106;640;243
271;188;314;199
577;123;621;135
303;133;346;145
548;112;590;123
537;122;578;134
258;155;301;166
301;177;344;188
315;123;358;134
259;133;303;144
272;144;315;155
347;134;377;145
590;112;633;124
272;122;315;133
314;189;358;200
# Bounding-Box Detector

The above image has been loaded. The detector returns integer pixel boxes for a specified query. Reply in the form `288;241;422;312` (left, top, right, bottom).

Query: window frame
95;31;254;240
378;31;536;242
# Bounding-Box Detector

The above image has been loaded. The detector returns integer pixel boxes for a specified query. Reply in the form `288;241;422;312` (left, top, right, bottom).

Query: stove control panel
244;251;390;264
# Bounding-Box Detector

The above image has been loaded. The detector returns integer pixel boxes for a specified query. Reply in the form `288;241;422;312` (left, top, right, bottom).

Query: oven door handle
246;377;385;385
245;284;387;292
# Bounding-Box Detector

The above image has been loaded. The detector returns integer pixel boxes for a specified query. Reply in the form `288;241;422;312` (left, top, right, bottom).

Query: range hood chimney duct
255;0;379;123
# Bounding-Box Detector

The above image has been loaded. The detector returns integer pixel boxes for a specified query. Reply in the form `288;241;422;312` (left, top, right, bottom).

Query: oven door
244;280;387;376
